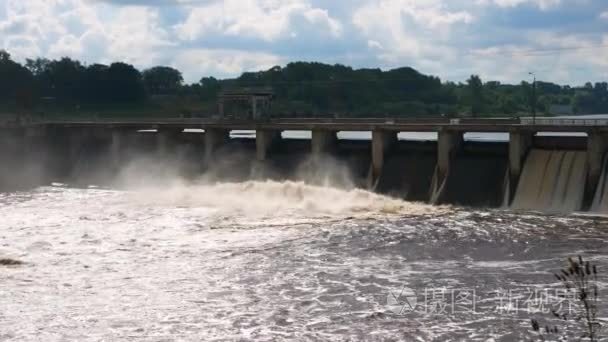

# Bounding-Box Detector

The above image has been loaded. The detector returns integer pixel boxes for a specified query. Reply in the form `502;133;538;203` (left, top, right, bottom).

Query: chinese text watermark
387;287;581;316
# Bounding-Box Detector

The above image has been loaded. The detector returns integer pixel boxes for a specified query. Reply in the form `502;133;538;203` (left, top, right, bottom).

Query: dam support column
24;126;47;157
110;129;135;170
256;130;281;161
42;127;67;180
68;128;89;170
311;130;338;157
64;127;97;181
507;130;533;205
430;130;463;204
204;128;229;161
157;128;182;158
586;131;608;207
24;126;48;184
369;130;398;189
0;128;24;189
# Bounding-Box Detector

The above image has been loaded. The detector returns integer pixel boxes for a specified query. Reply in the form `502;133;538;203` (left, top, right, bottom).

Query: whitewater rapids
0;181;606;341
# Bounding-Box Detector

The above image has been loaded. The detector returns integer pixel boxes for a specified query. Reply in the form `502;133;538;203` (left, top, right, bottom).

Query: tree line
1;49;607;118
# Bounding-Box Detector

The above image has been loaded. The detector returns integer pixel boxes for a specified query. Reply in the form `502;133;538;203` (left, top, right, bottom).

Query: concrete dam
2;117;608;214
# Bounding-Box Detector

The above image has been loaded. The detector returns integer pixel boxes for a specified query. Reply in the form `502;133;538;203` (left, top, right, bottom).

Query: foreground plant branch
531;256;602;341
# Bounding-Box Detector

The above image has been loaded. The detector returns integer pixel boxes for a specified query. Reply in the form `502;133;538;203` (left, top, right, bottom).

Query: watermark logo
386;286;418;315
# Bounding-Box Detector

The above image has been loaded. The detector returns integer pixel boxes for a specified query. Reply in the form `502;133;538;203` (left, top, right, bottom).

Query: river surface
0;182;607;341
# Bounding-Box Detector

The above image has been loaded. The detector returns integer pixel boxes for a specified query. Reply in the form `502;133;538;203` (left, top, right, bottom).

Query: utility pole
529;72;537;124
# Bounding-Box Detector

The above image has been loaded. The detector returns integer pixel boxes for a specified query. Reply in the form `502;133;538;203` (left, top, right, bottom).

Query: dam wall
2;120;608;214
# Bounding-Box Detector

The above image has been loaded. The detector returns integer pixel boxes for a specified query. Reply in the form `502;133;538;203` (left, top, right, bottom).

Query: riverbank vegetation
1;49;608;118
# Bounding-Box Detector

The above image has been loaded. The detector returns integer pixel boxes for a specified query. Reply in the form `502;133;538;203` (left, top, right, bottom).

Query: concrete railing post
369;130;398;189
256;130;281;161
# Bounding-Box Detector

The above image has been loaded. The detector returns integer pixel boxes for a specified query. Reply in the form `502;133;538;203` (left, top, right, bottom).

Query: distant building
218;88;274;119
548;104;574;116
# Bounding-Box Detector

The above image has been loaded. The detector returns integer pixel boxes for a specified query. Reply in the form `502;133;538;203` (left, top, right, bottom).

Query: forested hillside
1;50;607;118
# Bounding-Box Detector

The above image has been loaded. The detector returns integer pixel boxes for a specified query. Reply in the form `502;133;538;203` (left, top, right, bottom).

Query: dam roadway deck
15;117;608;133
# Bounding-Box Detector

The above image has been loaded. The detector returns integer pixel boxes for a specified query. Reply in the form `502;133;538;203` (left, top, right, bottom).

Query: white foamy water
0;182;606;341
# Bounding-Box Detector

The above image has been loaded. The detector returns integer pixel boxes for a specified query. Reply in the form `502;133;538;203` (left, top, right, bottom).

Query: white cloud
2;36;41;59
466;32;608;84
352;0;473;65
48;34;83;57
476;0;562;10
367;40;383;50
0;0;175;67
301;7;342;37
0;0;606;85
172;48;283;82
103;7;175;65
174;0;342;42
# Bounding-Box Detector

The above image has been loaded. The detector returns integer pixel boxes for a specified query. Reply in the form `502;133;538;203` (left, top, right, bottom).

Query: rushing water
0;182;607;341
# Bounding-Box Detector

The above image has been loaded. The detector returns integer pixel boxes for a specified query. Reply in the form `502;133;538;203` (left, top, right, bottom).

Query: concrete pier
369;130;398;189
311;130;337;157
507;130;533;204
430;130;463;203
157;129;182;157
0;127;25;159
204;128;229;161
586;131;608;204
110;129;135;169
0;128;24;190
256;130;281;161
24;126;46;156
68;128;90;167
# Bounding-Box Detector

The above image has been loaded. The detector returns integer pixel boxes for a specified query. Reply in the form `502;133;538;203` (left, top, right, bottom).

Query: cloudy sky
1;0;608;84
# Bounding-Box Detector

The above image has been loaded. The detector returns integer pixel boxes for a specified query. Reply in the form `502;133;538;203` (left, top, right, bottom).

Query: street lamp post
529;72;537;125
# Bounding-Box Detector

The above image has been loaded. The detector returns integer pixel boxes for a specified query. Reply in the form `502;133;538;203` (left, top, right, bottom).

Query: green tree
0;50;35;107
142;66;183;96
81;64;110;103
199;77;221;101
25;58;51;76
466;75;484;117
39;57;85;103
106;62;145;102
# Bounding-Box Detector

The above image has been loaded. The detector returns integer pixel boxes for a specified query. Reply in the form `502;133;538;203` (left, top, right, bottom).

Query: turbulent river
0;181;607;341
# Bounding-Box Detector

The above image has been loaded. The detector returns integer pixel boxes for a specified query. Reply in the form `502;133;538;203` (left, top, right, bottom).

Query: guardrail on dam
2;117;608;213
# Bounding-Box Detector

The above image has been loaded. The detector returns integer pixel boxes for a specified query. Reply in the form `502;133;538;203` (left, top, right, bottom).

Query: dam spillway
375;145;436;202
439;142;508;207
511;149;587;212
1;117;608;214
